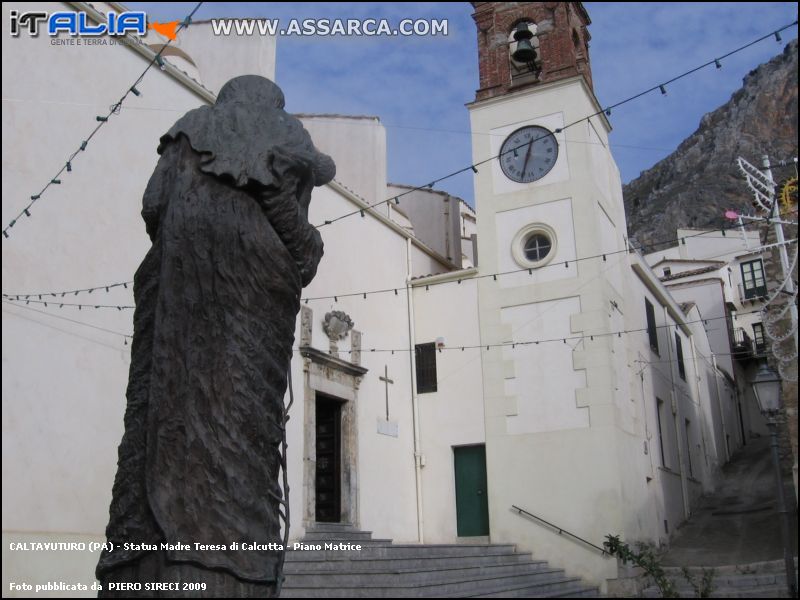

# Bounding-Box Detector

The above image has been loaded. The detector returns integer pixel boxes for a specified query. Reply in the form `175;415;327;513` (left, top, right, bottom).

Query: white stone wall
296;184;448;544
468;73;736;590
2;5;452;593
469;77;632;588
171;21;276;95
2;4;213;593
412;274;486;543
301;116;387;208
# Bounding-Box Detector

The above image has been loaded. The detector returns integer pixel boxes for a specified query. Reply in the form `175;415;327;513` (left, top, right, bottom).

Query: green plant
604;535;716;598
605;534;679;597
680;566;716;598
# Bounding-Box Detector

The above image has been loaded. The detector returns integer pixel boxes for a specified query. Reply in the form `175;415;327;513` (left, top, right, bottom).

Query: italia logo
9;10;147;37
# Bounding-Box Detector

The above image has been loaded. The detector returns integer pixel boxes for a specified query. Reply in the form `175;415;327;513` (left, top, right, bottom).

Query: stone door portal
315;396;342;522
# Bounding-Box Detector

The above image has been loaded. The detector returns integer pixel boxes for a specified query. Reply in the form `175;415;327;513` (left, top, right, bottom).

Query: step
662;557;797;576
282;570;578;598
306;522;362;530
303;530;376;542
283;561;556;587
287;539;393;553
471;581;599;598
284;552;540;573
285;543;519;561
642;584;791;598
643;569;796;590
428;574;585;599
548;585;601;598
434;576;585;599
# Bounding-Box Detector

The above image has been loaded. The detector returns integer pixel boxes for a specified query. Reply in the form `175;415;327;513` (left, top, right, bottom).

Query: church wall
295;182;425;544
411;274;485;543
171;22;276;96
469;77;634;588
300;116;387;208
494;199;578;288
410;247;452;278
468;69;734;587
500;297;589;433
2;3;216;593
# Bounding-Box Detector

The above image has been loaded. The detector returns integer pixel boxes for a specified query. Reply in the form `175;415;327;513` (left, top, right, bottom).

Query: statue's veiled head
216;75;286;110
159;75;335;191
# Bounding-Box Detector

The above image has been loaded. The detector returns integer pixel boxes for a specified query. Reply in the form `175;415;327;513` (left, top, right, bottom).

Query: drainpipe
711;354;730;464
665;308;691;520
688;335;712;481
406;238;425;543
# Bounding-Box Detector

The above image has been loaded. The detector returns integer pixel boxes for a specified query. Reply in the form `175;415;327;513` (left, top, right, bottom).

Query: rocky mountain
623;40;798;249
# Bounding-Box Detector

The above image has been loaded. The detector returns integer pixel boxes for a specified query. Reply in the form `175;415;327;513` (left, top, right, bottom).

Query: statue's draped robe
97;79;331;590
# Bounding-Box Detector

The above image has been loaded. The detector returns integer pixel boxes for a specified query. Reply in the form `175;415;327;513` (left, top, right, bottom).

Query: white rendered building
2;2;757;596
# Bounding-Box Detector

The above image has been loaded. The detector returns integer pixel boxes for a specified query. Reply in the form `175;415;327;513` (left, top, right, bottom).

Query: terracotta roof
660;265;722;282
410;267;473;281
651;258;726;268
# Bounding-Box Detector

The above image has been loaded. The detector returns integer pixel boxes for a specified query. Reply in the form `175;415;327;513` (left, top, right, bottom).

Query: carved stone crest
323;311;354;356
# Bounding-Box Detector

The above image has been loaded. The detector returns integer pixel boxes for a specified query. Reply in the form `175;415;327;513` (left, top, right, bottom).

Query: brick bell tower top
471;2;593;102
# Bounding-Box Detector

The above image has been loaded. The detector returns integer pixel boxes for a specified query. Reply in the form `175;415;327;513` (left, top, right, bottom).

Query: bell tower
468;2;635;588
472;2;593;101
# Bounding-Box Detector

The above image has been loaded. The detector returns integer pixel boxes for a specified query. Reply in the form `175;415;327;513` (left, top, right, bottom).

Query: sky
128;2;798;206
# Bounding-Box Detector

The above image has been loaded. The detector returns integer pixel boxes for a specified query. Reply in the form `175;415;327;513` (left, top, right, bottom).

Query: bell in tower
471;2;592;102
510;21;537;63
509;21;541;83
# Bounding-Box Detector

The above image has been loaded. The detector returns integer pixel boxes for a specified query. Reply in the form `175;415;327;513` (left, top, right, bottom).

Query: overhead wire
1;2;204;240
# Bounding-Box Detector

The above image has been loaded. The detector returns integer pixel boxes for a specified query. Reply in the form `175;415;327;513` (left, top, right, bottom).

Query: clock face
499;126;559;183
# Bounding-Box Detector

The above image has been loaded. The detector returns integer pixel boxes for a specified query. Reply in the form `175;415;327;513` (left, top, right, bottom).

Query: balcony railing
731;327;767;360
738;283;768;302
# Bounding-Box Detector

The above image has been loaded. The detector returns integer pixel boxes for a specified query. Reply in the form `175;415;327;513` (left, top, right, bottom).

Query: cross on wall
379;365;394;421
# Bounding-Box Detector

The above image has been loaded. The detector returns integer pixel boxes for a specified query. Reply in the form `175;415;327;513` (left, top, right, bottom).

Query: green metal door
454;445;489;536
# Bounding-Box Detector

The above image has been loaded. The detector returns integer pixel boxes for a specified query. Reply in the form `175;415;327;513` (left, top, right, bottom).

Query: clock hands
521;139;534;175
500;126;557;182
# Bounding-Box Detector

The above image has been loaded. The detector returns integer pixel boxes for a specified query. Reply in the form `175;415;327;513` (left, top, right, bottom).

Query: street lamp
750;362;797;598
751;362;782;413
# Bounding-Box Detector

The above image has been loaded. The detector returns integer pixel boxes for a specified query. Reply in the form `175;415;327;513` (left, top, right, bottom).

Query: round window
523;233;551;262
511;223;557;268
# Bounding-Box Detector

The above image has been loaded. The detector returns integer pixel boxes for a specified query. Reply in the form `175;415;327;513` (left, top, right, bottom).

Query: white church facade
2;2;765;595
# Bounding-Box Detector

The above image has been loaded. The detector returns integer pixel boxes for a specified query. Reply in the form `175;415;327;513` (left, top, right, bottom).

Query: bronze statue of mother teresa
96;75;334;597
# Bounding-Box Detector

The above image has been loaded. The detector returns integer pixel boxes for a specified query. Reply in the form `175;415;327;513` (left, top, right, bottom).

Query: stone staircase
281;523;599;597
641;558;798;598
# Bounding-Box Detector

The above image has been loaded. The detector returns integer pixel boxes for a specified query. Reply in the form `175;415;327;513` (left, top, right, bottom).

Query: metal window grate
675;332;686;380
646;298;659;355
656;397;667;469
415;342;438;393
752;322;766;353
